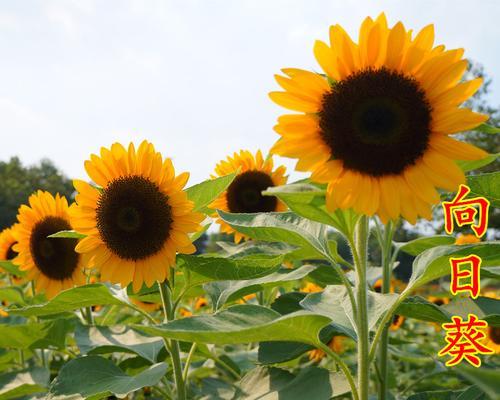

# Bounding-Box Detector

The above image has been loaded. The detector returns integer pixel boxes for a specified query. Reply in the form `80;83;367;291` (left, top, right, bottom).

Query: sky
1;0;499;186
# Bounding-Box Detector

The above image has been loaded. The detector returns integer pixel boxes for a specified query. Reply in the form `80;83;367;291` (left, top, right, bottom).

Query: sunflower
209;150;287;243
308;336;345;362
12;191;86;298
194;296;209;310
269;14;488;224
70;141;204;292
455;234;481;245
130;298;161;312
372;278;394;293
301;282;323;293
390;314;405;331
483;326;500;354
0;225;18;261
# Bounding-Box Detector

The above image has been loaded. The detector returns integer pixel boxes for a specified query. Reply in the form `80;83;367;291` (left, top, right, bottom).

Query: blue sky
1;0;499;185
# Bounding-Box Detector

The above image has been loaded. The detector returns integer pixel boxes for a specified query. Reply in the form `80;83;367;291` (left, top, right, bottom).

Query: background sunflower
12;191;86;298
270;13;489;224
0;225;18;261
71;141;203;292
209;150;287;242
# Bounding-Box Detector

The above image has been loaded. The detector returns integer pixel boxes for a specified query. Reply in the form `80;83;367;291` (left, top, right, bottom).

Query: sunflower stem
158;280;186;400
350;216;370;400
84;306;94;325
377;220;394;400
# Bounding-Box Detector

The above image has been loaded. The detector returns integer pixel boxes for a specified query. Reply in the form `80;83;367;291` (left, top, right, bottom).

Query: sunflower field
0;12;499;400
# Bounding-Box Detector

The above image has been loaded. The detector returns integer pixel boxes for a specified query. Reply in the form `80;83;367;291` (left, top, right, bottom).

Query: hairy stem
158;280;186;400
319;343;359;400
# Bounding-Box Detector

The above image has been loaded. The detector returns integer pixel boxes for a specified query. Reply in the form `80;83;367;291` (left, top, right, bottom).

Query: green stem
351;216;370;400
85;306;94;325
158;280;186;400
377;220;394;400
182;343;197;382
319;343;359;400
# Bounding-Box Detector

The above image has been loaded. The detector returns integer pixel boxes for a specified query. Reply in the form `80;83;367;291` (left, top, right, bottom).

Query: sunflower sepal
48;230;87;239
474;123;500;134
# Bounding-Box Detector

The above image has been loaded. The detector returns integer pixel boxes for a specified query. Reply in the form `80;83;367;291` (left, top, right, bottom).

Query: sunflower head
194;296;209;310
130;297;161;312
270;13;488;224
0;224;19;262
455;234;481;245
308;347;326;363
301;282;323;293
372;278;395;293
484;326;500;353
209;150;287;243
71;141;204;292
12;191;86;299
390;314;405;331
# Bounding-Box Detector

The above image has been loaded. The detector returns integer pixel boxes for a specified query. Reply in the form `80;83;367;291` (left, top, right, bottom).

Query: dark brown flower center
319;68;432;176
226;171;277;213
490;327;500;345
6;243;17;260
96;176;173;261
30;216;79;280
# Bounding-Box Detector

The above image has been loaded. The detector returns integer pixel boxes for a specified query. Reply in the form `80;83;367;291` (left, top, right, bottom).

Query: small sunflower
390;314;405;331
301;282;323;293
455;234;481;245
71;141;204;292
0;225;18;261
130;298;161;312
209;150;287;243
270;14;488;224
194;296;209;310
12;191;86;298
372;278;394;293
308;336;345;362
483;326;500;354
179;307;193;318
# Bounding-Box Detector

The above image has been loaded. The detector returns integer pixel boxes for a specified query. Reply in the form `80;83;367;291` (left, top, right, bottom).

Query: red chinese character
442;184;490;238
439;314;493;367
450;255;482;298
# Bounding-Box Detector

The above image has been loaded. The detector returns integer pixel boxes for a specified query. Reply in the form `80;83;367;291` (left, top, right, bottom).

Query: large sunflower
0;225;18;261
270;14;488;223
12;191;86;298
209;150;287;242
71;141;204;292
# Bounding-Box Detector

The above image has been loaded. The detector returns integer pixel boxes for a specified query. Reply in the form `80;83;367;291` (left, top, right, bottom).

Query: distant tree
0;157;74;230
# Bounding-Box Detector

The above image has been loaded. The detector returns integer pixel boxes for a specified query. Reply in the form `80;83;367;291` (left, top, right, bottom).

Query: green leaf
238;366;350;400
75;325;164;363
0;367;49;400
9;283;151;319
48;230;86;239
398;236;456;256
301;285;398;337
263;183;359;236
179;253;284;288
406;242;500;293
482;266;500;280
443;296;500;326
454;365;500;400
457;153;499;172
307;264;346;286
474;123;500;134
0;261;26;277
0;319;73;350
48;356;167;399
0;287;25;305
204;264;318;309
217;211;331;260
135;304;331;346
467;172;500;208
396;296;451;323
407;390;461;400
186;173;236;213
456;385;486;400
216;240;296;258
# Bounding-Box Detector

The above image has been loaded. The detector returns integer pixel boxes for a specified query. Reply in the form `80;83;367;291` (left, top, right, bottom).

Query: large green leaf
75;325;164;363
454;365;500;400
396;296;451;323
263;183;359;236
474;123;500;134
467;172;500;208
0;367;49;400
0;319;73;350
179;253;284;288
48;356;167;399
301;286;398;337
217;211;330;259
216;240;296;259
238;366;350;400
406;390;462;400
398;236;456;256
9;284;137;318
204;265;317;309
443;296;500;326
0;287;25;305
405;242;500;293
135;305;331;346
457;153;499;172
186;173;236;213
0;261;26;277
